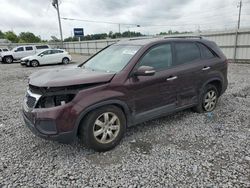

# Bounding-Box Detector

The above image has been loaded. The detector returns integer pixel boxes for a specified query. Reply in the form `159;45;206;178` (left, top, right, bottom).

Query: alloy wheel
93;112;121;144
203;90;217;111
63;58;69;64
6;57;12;63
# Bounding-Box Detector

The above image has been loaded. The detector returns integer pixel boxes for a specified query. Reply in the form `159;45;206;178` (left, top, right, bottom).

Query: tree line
0;30;42;43
0;30;191;43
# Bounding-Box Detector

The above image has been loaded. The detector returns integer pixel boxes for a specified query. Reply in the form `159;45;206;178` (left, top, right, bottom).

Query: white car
20;49;72;67
0;45;50;63
0;48;9;62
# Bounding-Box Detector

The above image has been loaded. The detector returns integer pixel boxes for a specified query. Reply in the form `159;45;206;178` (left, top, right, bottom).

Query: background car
0;47;9;62
0;45;50;63
20;49;72;67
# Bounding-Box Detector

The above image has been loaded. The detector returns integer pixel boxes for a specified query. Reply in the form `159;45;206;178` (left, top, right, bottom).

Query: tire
62;57;70;64
4;56;13;64
193;84;219;113
79;105;126;152
30;60;39;67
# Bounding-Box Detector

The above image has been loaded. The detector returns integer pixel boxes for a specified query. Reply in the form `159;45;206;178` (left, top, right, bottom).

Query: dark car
22;37;228;151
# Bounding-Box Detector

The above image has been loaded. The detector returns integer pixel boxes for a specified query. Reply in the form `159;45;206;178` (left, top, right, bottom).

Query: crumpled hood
29;67;115;87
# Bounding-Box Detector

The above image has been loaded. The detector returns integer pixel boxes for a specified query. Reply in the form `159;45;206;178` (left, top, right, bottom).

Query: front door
125;43;177;123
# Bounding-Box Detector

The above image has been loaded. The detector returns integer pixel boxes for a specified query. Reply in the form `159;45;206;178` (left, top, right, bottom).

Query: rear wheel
31;60;39;67
62;57;69;64
193;84;219;113
4;56;13;64
79;105;126;152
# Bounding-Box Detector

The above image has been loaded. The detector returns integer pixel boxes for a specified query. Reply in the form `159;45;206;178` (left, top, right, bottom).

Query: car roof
116;37;207;46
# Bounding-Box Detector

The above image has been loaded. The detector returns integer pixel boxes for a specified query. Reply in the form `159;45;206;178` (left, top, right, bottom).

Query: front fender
73;99;132;137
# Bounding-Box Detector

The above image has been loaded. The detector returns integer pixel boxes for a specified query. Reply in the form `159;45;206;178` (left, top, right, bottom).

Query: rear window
36;45;49;50
25;46;33;51
174;42;200;65
199;43;215;59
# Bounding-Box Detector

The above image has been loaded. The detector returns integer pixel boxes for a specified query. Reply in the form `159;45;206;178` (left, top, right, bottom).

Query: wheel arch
3;55;13;62
201;77;223;96
74;99;132;136
62;57;70;63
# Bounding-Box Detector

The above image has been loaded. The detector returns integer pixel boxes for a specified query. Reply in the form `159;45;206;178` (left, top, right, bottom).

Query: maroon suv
22;37;228;151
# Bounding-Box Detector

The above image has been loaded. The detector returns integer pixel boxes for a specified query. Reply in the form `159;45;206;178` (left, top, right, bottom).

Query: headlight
37;94;75;108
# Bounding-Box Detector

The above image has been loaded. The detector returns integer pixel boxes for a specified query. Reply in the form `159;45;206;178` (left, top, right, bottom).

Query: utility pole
52;0;63;48
237;0;242;30
233;0;242;62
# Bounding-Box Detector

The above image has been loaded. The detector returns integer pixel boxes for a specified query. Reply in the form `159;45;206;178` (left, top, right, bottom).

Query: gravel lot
0;58;249;187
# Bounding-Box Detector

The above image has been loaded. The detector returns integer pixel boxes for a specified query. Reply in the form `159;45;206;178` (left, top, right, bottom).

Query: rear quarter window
198;43;216;59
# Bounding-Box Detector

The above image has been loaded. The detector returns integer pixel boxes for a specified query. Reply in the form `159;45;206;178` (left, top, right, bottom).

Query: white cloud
0;0;249;40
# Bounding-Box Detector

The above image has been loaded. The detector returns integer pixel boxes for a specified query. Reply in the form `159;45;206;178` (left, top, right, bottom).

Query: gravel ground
0;60;249;187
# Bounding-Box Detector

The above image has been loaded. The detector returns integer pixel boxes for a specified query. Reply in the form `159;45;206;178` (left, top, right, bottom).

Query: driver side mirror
134;66;156;76
40;54;44;57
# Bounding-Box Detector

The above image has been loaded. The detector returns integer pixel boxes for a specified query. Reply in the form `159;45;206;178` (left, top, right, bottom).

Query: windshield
83;45;141;72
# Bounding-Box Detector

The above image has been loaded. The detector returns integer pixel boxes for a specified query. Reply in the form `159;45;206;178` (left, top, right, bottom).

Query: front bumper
22;110;76;143
20;60;29;66
0;56;2;62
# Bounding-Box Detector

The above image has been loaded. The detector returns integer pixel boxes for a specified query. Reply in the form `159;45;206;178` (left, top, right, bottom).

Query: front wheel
193;84;219;113
4;56;13;64
79;105;126;152
31;60;39;67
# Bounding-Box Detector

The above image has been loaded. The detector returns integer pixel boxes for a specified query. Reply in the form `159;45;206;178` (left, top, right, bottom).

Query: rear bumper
22;110;76;143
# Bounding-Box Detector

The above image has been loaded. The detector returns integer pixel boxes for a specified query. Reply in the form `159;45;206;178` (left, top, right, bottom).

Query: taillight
224;59;230;65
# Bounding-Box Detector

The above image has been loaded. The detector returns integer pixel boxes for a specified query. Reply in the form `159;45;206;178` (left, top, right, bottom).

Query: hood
29;67;115;87
1;51;12;56
21;55;35;61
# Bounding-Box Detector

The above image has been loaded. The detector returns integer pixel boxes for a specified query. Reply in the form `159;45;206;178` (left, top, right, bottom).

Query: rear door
25;46;35;57
171;41;204;107
53;50;64;63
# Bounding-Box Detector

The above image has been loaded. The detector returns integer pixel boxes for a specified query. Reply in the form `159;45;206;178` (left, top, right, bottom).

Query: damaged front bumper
22;110;75;143
22;89;80;144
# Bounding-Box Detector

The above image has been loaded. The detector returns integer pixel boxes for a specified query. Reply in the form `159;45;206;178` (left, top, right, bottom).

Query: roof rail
163;35;202;39
129;36;158;41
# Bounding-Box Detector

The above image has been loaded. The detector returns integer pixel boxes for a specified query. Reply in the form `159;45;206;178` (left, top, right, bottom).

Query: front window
83;45;141;73
38;50;51;56
15;47;24;52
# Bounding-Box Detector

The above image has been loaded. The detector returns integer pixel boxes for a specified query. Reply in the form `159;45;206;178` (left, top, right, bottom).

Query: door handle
202;66;211;71
166;76;178;81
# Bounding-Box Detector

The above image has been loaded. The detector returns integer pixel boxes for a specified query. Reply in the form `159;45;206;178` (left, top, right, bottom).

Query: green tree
0;30;5;39
64;36;78;42
4;31;19;43
19;32;41;43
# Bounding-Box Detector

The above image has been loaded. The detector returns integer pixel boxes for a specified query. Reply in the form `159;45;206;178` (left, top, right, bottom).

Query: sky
0;0;250;40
